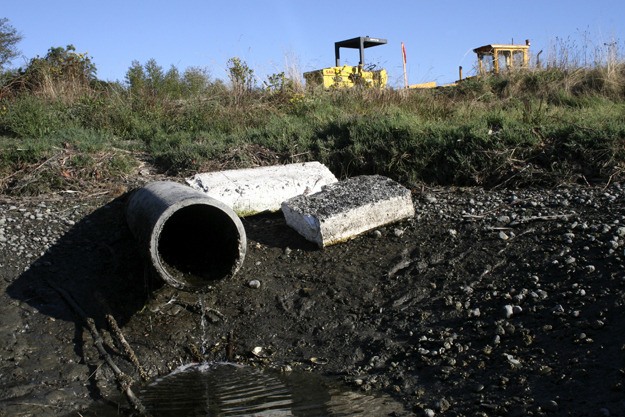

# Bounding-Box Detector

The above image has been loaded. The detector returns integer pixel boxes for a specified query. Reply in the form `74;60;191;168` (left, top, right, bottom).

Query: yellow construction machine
304;36;388;89
410;39;531;89
472;40;530;76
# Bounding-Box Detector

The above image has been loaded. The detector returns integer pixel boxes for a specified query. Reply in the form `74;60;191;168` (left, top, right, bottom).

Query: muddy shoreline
1;180;625;416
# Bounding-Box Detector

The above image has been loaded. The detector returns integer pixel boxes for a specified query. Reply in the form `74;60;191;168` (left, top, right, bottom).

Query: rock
540;400;559;412
424;195;437;204
282;175;414;247
472;383;485;392
186;161;338;216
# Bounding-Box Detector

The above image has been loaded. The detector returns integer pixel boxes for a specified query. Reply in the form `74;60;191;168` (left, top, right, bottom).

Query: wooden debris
47;281;150;416
106;314;149;382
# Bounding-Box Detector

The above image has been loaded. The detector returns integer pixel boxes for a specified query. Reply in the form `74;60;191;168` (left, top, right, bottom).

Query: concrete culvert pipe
126;181;247;292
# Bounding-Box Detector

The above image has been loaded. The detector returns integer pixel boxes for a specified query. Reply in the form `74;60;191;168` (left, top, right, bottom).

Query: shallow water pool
137;362;406;416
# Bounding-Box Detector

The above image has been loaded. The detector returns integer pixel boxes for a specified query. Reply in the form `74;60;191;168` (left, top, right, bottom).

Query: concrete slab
281;175;415;247
186;162;338;216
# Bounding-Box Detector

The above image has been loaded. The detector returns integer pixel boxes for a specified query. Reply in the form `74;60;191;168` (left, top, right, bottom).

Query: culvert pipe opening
126;181;247;292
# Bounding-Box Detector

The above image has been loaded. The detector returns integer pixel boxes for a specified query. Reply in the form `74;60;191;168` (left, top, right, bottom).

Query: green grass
1;62;624;195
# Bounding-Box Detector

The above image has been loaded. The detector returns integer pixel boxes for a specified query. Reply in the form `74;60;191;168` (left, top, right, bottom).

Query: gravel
1;182;625;416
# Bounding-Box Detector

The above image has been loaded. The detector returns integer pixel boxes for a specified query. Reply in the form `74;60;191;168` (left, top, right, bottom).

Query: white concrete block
186;162;338;216
281;175;415;247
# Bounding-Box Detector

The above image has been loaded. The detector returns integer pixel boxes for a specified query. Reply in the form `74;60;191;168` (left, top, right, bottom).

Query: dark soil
1;176;625;416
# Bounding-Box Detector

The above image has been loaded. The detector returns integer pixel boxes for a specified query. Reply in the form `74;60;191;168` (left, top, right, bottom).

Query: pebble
435;398;450;412
248;280;261;289
424;195;437;204
472;383;485;392
540;400;559;412
497;215;511;224
503;353;521;367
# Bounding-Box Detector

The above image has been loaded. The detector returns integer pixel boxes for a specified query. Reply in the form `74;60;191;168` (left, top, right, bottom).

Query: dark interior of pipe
158;204;241;288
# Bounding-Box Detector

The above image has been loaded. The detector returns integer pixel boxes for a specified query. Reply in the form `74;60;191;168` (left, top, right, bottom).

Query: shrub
0;95;72;137
6;45;97;102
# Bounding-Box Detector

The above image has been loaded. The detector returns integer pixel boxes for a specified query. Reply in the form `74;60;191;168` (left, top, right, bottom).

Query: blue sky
4;1;624;87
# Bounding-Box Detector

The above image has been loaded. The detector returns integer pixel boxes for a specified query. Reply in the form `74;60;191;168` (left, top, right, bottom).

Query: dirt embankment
1;180;625;416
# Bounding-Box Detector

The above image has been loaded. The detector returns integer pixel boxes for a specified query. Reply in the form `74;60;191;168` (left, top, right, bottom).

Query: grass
0;54;624;195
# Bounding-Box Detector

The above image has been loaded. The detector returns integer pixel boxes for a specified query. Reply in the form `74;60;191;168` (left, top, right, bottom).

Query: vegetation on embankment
1;45;624;195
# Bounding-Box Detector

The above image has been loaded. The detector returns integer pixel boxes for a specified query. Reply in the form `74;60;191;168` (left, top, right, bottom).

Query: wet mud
1;182;625;416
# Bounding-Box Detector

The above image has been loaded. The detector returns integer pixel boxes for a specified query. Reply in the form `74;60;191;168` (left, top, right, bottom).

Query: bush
0;95;71;137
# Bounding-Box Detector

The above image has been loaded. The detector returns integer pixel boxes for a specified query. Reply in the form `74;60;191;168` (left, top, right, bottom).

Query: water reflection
138;362;406;417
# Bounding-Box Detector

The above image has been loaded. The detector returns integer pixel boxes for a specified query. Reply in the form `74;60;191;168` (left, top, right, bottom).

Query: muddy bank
1;181;625;416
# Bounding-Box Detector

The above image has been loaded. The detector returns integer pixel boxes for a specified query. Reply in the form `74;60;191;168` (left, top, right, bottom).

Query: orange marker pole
401;42;408;88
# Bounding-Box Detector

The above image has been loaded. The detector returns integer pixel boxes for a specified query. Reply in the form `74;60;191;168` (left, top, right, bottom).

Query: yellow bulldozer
304;36;388;89
410;39;531;89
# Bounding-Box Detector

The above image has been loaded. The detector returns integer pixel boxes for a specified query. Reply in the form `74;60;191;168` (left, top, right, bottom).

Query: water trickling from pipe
198;294;208;355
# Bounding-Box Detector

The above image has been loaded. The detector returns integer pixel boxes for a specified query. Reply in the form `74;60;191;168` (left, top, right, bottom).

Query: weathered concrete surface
126;181;246;292
281;175;415;247
186;162;337;216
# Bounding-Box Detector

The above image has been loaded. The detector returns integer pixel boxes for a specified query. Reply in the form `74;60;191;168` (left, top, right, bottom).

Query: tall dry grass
33;71;95;103
541;34;624;98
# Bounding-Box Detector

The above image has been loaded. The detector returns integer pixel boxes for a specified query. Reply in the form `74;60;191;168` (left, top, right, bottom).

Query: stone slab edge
186;162;338;216
281;175;415;247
